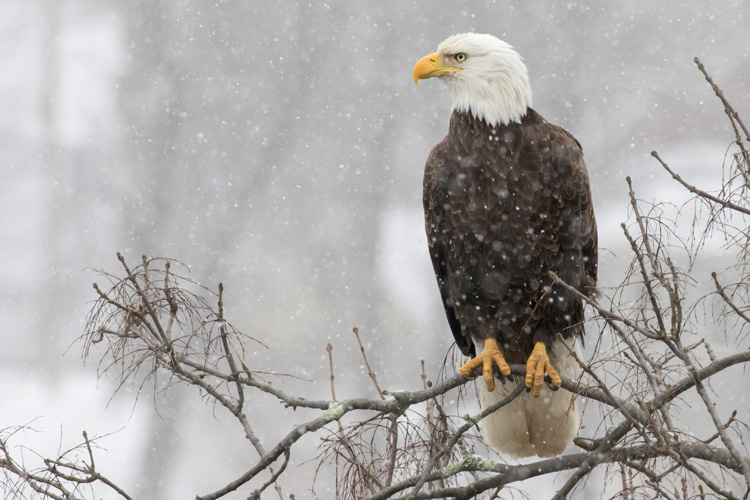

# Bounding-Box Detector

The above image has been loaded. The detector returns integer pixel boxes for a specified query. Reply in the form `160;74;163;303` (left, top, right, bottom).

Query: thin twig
652;151;750;216
327;342;383;493
668;337;750;488
353;327;386;400
712;272;750;326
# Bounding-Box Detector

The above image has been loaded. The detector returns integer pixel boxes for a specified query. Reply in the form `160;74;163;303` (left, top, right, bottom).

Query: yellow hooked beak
413;52;462;85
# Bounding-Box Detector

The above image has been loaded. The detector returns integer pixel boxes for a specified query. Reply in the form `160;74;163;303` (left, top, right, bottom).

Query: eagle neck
449;109;529;140
449;108;543;135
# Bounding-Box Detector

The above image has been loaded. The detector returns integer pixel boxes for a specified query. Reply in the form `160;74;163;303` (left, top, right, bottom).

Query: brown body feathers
423;109;598;364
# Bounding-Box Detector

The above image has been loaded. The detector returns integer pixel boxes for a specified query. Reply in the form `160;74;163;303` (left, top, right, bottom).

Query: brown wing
423;139;475;356
539;125;598;339
519;119;597;346
547;124;598;291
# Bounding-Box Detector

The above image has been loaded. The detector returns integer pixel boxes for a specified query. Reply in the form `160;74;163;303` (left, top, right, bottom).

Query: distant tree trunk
39;0;63;383
116;2;186;497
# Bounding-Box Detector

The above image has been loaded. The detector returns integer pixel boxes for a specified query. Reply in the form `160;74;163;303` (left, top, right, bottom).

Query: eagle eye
454;53;467;62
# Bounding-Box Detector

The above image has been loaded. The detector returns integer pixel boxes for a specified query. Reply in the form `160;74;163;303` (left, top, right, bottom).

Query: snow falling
1;1;749;498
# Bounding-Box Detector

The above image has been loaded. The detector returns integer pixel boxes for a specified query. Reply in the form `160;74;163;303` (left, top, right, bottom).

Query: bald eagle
413;33;597;458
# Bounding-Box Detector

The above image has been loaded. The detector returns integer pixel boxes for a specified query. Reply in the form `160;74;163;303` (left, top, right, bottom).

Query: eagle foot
459;338;511;392
525;342;562;398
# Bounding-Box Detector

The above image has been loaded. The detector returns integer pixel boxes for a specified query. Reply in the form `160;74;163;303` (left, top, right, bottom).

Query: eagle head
413;33;532;127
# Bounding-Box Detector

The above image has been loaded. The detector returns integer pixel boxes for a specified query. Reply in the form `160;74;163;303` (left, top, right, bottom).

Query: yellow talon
459;338;511;392
525;342;562;397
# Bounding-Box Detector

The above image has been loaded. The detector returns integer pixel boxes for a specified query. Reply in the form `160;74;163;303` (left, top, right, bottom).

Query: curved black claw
491;367;514;385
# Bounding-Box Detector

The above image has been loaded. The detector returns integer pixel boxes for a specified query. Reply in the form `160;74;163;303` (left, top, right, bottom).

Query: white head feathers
435;33;532;126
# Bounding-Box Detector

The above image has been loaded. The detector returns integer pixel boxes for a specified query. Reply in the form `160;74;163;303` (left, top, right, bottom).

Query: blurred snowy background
2;0;749;498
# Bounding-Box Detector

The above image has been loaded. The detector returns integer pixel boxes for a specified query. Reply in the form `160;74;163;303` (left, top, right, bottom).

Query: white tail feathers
478;339;582;458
